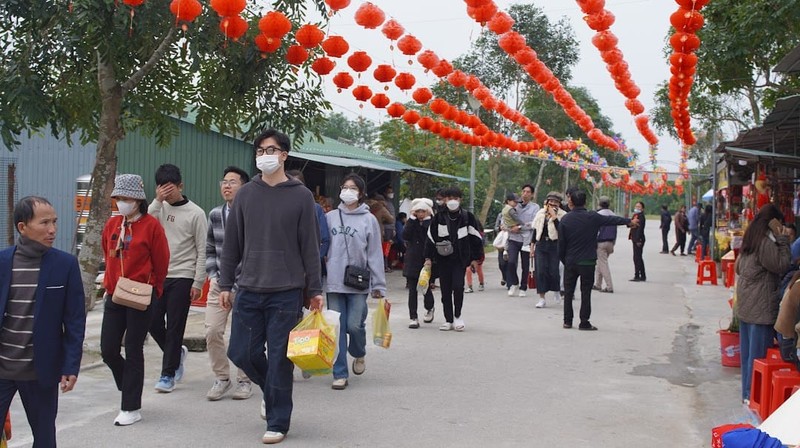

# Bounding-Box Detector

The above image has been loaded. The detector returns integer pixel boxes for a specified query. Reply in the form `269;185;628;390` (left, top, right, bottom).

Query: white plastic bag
492;230;508;249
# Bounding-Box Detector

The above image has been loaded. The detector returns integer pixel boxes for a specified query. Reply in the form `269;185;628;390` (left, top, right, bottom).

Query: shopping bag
287;309;339;376
417;265;431;289
711;423;753;448
492;230;508;249
372;298;392;348
527;271;536;289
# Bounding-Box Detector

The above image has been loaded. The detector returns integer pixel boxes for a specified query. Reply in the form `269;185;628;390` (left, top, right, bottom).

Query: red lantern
210;0;245;17
382;19;404;40
591;31;618;52
465;75;481;91
625;99;644;115
417;117;434;130
322;36;349;58
354;2;385;29
412;87;433;104
311;57;336;75
464;0;491;7
255;34;281;53
259;11;292;38
394;72;415;90
584;10;615;31
347;51;372;73
576;0;605;15
513;48;537;66
397;35;422;56
487;11;514;34
170;0;202;23
675;0;709;10
429;99;449;115
600;49;623;65
447;70;468;87
286;45;309;65
670;32;701;53
352;85;373;102
403;110;421;124
417;50;440;71
295;24;325;49
431;59;453;78
498;31;526;55
467;3;498;25
373;64;397;83
387;102;406;118
123;0;145;6
332;72;354;91
670;8;704;33
219;15;248;40
370;93;390;109
325;0;350;12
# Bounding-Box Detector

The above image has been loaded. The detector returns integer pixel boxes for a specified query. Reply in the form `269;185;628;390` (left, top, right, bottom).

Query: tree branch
121;27;177;93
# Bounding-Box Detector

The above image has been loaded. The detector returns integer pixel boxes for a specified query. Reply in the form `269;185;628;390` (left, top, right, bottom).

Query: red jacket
102;214;169;298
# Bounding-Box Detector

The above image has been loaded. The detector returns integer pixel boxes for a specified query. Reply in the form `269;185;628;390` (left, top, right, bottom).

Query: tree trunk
478;155;500;225
78;56;122;311
533;160;546;199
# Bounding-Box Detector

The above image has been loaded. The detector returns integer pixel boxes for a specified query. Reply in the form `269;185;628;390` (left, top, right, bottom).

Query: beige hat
410;198;433;214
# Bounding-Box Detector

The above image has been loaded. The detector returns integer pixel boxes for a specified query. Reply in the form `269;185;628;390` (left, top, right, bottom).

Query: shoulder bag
340;210;371;290
111;220;153;311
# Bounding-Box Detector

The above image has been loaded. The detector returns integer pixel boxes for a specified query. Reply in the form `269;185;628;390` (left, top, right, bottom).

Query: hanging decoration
387;102;406;118
219;15;248;41
322;35;350;58
311;57;336;75
394;72;416;90
122;0;146;34
417;50;440;72
352;85;373;103
370;93;390;109
169;0;203;25
354;2;385;29
255;34;282;54
467;2;498;25
286;45;309;65
295;24;325;49
332;72;354;92
259;11;292;39
412;87;433;105
210;0;245;17
487;11;514;34
347;51;372;74
372;64;397;89
324;0;351;13
397;35;423;64
381;19;405;48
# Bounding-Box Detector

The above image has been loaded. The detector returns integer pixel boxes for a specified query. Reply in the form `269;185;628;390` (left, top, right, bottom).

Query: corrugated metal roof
774;44;800;73
289;151;403;172
722;146;800;169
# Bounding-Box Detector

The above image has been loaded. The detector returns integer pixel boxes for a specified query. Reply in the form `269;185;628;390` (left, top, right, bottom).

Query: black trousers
672;231;687;254
0;379;59;447
661;229;670;252
534;240;560;294
563;264;595;326
438;261;465;323
633;242;646;279
497;248;508;284
101;293;155;411
506;240;530;290
407;275;435;319
149;277;193;377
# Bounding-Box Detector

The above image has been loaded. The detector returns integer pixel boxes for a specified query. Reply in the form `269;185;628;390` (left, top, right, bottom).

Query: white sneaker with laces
518;289;527;297
232;381;253;400
439;322;453;331
507;285;518;297
409;319;420;329
423;308;434;323
114;410;142;426
262;431;285;444
206;379;232;401
478;283;484;291
453;317;465;332
465;286;474;293
535;298;546;308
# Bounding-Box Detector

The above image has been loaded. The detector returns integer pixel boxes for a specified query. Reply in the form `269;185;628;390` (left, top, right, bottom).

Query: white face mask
435;199;443;206
446;200;460;211
256;154;281;175
116;200;138;217
339;189;359;205
386;193;394;199
634;208;642;214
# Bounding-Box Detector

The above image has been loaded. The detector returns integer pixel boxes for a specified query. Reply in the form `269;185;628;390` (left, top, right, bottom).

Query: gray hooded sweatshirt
325;203;387;295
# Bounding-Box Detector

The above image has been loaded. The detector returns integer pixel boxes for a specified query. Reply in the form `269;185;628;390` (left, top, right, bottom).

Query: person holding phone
735;204;792;403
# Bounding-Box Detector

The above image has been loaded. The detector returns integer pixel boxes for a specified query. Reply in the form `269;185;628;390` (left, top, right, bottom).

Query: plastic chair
749;358;794;420
767;370;800;417
723;261;736;288
695;242;703;263
696;258;718;285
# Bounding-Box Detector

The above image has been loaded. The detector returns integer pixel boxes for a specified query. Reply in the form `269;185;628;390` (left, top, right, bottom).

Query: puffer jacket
735;232;791;325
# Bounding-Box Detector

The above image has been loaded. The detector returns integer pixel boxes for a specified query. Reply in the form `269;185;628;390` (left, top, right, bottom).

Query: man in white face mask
217;129;323;445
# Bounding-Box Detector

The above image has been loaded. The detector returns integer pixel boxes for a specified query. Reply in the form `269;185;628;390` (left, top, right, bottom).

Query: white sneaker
465;286;474;293
262;431;285;444
331;378;348;390
552;291;562;303
507;285;518;297
453;317;465;332
114;409;142;426
206;379;232;401
232;381;253;400
260;399;266;420
535;298;546;308
518;289;527;297
439;322;453;331
409;319;420;329
423;308;435;323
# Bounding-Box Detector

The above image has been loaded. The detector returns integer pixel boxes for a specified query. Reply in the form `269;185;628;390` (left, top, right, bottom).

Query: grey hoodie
325;203;387;295
219;175;322;297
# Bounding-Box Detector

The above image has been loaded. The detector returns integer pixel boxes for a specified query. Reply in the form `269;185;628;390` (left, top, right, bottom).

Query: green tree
0;0;330;309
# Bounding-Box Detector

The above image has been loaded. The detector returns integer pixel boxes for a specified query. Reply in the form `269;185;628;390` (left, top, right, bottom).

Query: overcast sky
318;0;685;169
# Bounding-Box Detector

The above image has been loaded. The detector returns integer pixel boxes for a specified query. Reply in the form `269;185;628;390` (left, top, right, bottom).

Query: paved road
8;223;745;447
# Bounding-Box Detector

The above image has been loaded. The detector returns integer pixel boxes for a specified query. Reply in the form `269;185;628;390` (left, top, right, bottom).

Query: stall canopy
702;188;714;201
722;146;800;169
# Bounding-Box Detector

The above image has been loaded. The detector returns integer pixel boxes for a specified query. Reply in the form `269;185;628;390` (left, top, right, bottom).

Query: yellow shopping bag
417;265;431;289
286;310;338;376
372;298;392;348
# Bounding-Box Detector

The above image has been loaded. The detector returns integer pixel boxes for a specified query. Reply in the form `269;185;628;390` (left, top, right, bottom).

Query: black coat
424;209;484;269
629;211;646;243
402;217;430;278
660;209;672;230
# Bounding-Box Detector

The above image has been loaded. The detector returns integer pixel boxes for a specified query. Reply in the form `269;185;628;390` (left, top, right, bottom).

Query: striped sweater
0;237;46;380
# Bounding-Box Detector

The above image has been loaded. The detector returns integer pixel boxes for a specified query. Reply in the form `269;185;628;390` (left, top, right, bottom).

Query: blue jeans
227;289;302;433
687;228;699;253
327;293;368;379
739;321;775;401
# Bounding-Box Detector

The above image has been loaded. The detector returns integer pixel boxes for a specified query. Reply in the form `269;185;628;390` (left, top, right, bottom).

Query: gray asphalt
8;223;747;447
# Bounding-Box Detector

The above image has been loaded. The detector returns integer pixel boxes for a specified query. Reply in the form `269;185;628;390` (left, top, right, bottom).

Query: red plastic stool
697;258;718;285
695;243;703;263
723;262;736;288
767;370;800;416
749;358;794;420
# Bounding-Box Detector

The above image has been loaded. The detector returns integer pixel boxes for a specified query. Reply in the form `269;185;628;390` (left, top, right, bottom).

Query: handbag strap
339;209;352;264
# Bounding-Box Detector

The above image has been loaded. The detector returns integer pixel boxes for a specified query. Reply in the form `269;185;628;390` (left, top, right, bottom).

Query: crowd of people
2;128;800;445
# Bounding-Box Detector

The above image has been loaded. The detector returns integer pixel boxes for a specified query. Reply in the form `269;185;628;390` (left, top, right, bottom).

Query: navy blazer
0;246;86;385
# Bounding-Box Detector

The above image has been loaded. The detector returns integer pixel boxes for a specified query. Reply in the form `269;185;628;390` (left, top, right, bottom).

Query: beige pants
205;278;249;383
595;241;615;290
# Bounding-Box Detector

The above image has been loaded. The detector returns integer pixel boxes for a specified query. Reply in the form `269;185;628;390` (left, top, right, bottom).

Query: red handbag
527;271;536;289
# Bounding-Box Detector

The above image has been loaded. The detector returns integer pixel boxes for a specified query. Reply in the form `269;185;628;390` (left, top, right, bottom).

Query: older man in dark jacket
558;190;636;331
